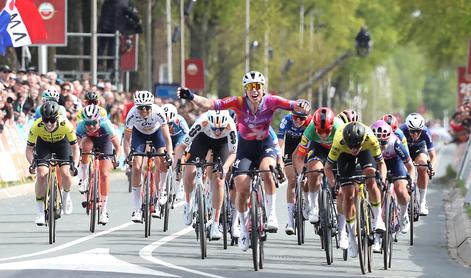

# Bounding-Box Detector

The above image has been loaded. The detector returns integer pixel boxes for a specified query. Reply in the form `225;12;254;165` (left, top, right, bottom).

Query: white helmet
406;112;425;130
242;71;265;87
134;90;154;106
41;88;60;102
162;103;178;123
207;110;230;129
82;104;101;121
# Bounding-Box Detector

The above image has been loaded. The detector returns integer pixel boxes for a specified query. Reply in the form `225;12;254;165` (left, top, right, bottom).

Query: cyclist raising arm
178;71;310;251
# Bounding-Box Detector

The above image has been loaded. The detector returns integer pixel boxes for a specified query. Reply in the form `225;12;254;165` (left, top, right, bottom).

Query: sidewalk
0;181;35;200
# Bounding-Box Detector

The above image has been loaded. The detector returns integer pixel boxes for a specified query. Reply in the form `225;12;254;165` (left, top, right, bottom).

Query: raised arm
177;87;214;110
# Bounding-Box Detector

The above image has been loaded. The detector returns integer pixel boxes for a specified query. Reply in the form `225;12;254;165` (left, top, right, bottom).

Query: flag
0;0;47;55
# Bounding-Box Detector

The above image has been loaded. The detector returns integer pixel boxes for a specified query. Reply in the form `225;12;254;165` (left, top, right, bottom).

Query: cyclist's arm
277;117;288;155
223;125;238;172
25;144;34;165
428;149;437;170
161;124;173;156
71;143;80;166
188;94;214;110
377;158;387;183
324;160;336;188
404;158;415;182
293;136;309;174
111;135;121;160
123;129;132;157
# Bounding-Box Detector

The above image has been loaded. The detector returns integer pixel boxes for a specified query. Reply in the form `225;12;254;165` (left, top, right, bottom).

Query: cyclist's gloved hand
29;164;36;175
70;165;78;177
430;167;436;177
177;87;194;100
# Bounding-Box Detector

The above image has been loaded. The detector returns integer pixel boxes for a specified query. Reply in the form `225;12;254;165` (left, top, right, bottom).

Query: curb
445;184;471;267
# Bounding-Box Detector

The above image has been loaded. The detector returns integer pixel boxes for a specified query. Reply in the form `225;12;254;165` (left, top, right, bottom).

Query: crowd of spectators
0;64;204;137
449;95;471;143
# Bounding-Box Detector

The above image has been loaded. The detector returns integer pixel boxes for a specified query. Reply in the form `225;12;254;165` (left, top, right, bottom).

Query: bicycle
30;154;76;244
234;166;279;271
176;157;223;259
129;141;170;238
223;168;239;248
161;165;176;232
340;173;377;274
80;149;116;233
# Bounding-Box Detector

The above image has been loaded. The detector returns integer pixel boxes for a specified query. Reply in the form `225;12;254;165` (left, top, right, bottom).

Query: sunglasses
86;100;98;105
85;120;98;126
292;115;307;121
137;105;151;111
244;83;264;91
43;118;57;124
211;127;225;133
409;129;421;134
316;129;331;136
380;140;388;146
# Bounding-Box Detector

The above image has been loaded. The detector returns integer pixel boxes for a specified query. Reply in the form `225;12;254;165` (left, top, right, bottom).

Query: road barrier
457;139;471;204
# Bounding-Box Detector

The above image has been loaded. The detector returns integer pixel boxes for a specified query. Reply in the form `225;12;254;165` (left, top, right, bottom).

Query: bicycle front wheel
250;190;260;271
356;197;367;274
89;171;98;233
144;175;152;238
323;190;334;265
383;194;391;270
197;186;207;259
48;174;56;244
163;171;172;232
296;180;304;245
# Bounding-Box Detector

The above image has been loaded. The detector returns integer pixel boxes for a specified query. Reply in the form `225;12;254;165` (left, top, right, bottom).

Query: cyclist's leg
95;136;114;222
306;159;323;223
34;139;51;222
415;153;429;207
150;129;168;200
285;162;296;233
130;129;146;218
358;150;383;230
78;137;93;192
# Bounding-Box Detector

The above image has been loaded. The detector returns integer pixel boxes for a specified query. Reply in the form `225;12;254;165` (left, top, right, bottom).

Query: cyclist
324;122;387;257
382;114;408;147
123;90;173;222
174;110;237;240
292;108;342;233
177;70;310;251
26;101;80;225
399;113;436;216
337;109;359;124
76;91;108;121
277;109;312;235
34;88;67;119
371;120;415;233
76;105;121;224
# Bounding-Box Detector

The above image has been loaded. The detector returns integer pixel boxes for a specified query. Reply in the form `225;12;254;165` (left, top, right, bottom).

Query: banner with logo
184;58;205;90
32;0;67;46
0;123;30;182
120;34;138;71
458;67;471;106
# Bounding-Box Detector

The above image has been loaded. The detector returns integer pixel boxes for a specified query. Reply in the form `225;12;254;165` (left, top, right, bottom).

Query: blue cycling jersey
76;118;116;138
399;124;434;151
169;115;189;138
277;114;307;140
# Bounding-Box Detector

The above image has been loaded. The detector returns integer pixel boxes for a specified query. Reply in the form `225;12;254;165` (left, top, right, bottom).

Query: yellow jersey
327;122;383;164
27;118;78;145
76;105;108;121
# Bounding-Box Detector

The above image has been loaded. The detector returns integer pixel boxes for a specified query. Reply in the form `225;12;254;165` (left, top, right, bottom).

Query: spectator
0;65;12;88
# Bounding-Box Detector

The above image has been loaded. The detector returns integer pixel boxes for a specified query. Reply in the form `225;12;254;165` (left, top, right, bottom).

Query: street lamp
355;26;372;57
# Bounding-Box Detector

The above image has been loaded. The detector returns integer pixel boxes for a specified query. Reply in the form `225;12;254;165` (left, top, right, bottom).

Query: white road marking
140;226;227;278
0;248;178;277
0;222;134;263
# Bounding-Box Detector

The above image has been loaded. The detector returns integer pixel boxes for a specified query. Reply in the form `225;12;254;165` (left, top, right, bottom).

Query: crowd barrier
0;122;32;183
457;139;471;204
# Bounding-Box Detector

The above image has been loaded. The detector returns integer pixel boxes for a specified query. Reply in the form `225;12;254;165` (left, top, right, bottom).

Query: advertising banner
32;0;67;46
184;58;204;90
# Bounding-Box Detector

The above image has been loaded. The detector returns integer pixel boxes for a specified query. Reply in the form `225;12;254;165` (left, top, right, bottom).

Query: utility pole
180;0;185;86
166;0;173;83
91;0;98;85
146;0;152;91
245;0;250;72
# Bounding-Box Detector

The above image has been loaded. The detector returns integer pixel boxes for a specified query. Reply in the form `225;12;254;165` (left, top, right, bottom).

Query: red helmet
313;107;335;135
337;109;359;124
382;114;398;131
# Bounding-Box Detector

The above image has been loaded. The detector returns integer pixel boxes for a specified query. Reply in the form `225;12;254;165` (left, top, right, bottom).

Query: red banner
458;67;471;106
120;34;138;71
32;0;67;46
185;58;205;90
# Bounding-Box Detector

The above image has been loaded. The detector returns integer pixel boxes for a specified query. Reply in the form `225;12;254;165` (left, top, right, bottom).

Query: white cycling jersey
125;104;167;134
182;112;238;153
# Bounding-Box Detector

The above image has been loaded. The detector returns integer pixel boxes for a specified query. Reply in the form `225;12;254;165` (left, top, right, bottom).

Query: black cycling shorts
283;135;302;160
187;133;230;163
233;136;277;177
408;141;428;161
307;141;331;164
337;150;376;186
35;137;72;167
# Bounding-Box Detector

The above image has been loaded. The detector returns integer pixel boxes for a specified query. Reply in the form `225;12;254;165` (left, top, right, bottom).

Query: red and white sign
185;58;205;90
457;66;471;106
32;0;67;46
120;34;138;72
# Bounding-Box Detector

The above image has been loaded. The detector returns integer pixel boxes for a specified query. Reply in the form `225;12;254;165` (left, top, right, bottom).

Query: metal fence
458;139;471;204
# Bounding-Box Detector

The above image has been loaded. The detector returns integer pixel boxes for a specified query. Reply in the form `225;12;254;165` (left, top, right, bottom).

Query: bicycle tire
90;169;98;233
250;190;259;271
409;189;415;246
48;173;56;244
366;203;373;273
144;174;152;238
296;179;304;246
323;190;334;265
383;194;390;270
356;196;367;274
388;200;396;269
163;172;172;232
222;197;228;249
197;186;207;259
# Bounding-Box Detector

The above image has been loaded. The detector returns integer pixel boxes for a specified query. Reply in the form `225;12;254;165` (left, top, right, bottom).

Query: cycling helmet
337;109;359;124
162;103;178;123
342;122;365;149
242;71;265;87
207;110;230;129
405;112;425;130
85;91;99;102
82;104;101;121
313;107;335;134
371;120;392;142
40;101;60;120
134;90;154;106
41;88;60;102
381;114;398;131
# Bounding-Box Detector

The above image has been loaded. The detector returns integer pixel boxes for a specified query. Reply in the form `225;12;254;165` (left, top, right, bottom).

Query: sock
287;203;295;223
131;187;141;210
232;209;239;227
338;213;346;234
287;202;295;213
347;218;356;240
371;202;381;222
266;193;276;216
102;196;108;212
213;208;220;224
419;188;427;205
36;200;44;214
239;210;249;234
159;171;168;191
309;191;319;208
400;204;408;218
63;190;70;203
80;163;89;179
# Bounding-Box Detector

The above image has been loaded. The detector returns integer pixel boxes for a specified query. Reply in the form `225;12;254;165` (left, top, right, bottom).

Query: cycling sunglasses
409;129;422;134
292;115;307;121
137;105;151;111
85;120;98;126
42;117;57;124
211;127;225;133
244;83;264;91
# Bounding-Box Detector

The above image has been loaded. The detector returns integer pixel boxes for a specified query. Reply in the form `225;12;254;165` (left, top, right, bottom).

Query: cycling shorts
187;133;230;163
131;128;165;153
35;137;71;167
283;136;302;160
89;135;114;159
337;150;376;186
233;136;277;177
307;141;331;164
408;141;428;161
385;156;408;180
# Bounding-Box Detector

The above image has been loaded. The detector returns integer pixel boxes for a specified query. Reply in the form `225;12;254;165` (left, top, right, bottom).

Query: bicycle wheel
144;174;152;238
222;196;228;249
323;190;334;265
197;186;207;259
356;196;367;274
388;200;396;269
163;171;172;232
90;169;98;233
366;202;373;273
383;194;391;270
409;189;415;246
296;180;304;245
48;174;56;244
250;190;260;271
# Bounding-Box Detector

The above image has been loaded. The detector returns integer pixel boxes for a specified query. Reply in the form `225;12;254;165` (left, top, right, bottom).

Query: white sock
419;188;427;205
232;209;239;227
80;163;89;179
36;200;44;214
102;196;108;212
347;221;355;240
159;171;168;191
338;213;346;234
309;191;319;208
131;187;141;210
287;202;295;213
239;210;249;234
372;205;381;222
266;193;276;216
63;191;70;203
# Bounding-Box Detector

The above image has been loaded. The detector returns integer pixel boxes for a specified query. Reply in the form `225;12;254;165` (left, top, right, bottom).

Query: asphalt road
0;146;469;277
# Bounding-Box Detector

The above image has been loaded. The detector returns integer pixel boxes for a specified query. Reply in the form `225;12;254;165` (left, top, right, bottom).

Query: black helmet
40;101;60;120
342;122;365;149
85;91;99;102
